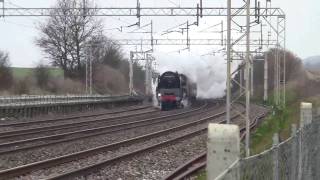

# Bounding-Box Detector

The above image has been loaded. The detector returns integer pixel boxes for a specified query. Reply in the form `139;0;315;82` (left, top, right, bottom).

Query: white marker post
300;102;312;126
297;102;312;180
207;124;240;180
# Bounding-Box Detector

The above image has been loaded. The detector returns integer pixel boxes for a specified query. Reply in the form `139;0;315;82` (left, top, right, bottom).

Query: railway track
0;107;158;135
163;108;269;180
0;101;215;170
0;100;228;179
44;109;243;180
0;102;212;156
0;104;151;128
0;104;198;142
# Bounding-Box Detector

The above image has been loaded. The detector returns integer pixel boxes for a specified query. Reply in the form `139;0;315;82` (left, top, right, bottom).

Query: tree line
0;0;146;95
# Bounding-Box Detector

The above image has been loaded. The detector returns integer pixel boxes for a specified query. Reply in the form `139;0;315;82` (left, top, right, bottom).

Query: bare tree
0;50;13;90
36;0;102;79
88;34;124;68
34;63;50;89
86;34;147;93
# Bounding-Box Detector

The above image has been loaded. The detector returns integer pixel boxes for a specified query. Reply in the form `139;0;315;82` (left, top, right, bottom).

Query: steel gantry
115;38;277;46
0;6;285;17
0;0;286;157
129;50;155;96
224;0;286;157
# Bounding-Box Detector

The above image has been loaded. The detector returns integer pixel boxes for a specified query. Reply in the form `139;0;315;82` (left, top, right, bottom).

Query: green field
11;67;64;79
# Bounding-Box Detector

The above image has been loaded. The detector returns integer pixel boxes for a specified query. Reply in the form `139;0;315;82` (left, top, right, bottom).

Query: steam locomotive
156;71;197;110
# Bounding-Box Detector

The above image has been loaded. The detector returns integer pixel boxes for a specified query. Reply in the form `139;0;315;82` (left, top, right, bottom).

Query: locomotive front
156;71;182;110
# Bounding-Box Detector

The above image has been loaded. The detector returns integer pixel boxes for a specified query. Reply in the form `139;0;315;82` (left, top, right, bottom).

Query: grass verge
251;90;299;154
196;90;302;179
196;170;206;180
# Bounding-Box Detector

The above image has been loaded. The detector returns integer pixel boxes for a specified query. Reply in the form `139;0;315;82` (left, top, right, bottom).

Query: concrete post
298;102;312;180
291;124;297;180
300;102;312;126
207;124;240;180
273;133;279;180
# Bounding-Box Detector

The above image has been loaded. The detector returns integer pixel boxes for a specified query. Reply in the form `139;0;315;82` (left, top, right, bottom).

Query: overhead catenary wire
0;1;286;162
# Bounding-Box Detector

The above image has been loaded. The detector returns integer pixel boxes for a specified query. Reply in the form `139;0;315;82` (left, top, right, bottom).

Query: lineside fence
208;102;320;180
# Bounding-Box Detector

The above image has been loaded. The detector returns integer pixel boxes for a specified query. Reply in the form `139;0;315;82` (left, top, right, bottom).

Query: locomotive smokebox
156;71;197;111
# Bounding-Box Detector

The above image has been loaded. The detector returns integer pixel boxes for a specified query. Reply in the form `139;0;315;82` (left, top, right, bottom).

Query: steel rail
0;108;160;139
0;102;207;140
0;102;212;155
163;109;269;180
0;101;227;179
0;95;142;108
0;105;151;127
45;111;243;180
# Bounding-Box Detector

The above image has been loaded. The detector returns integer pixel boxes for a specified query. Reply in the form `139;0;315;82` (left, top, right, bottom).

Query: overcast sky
0;0;319;67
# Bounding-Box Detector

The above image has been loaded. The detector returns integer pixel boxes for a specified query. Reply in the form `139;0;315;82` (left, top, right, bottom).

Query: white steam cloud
154;51;226;99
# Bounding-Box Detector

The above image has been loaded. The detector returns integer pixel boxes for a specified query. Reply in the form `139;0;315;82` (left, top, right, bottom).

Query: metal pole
187;21;190;50
85;56;88;94
89;52;93;95
276;17;280;106
151;20;154;51
264;52;268;102
226;0;231;124
149;60;151;95
148;58;152;96
240;68;243;95
83;0;87;94
283;18;286;107
145;58;149;96
221;20;224;46
129;52;134;96
273;50;277;104
150;58;153;96
274;48;279;105
250;57;254;97
245;0;251;157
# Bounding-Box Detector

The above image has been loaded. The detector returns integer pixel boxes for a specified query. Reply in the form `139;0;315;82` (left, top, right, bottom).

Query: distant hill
11;67;64;79
304;56;320;71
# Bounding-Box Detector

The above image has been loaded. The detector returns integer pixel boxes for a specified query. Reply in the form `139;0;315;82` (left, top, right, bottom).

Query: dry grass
93;65;128;94
0;63;134;95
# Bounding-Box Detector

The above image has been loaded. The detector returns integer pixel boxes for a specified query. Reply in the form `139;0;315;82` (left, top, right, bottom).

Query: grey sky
0;0;319;67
